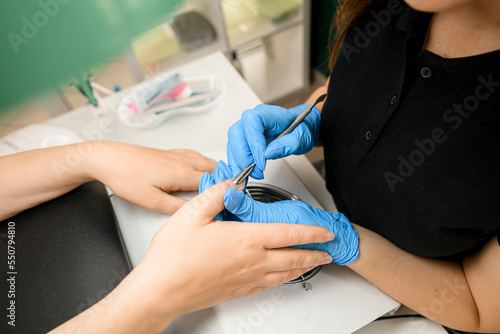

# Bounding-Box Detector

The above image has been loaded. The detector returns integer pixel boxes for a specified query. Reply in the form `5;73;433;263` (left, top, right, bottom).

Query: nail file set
117;72;225;129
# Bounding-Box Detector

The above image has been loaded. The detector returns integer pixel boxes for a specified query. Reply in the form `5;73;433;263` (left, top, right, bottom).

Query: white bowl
116;73;226;129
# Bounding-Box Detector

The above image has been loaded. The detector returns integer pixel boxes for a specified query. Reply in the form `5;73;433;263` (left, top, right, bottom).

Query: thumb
264;135;301;160
224;187;250;218
199;171;215;194
198;160;232;194
224;187;280;223
179;180;242;226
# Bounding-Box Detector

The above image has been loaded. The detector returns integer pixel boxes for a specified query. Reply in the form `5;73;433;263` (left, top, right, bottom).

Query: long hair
329;0;373;71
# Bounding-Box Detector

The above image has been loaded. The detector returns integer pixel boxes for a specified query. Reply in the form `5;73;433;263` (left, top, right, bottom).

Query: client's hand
139;180;333;321
86;141;216;213
50;180;333;333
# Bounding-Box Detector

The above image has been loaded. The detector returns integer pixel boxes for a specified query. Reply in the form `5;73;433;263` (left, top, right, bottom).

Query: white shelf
225;2;304;49
236;24;305;102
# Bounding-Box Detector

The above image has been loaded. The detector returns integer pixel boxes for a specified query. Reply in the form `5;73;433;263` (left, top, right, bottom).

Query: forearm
0;141;101;220
304;77;329;112
348;224;482;332
303;78;329;147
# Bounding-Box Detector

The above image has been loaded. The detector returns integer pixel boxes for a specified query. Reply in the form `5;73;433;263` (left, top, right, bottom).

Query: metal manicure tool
232;93;327;186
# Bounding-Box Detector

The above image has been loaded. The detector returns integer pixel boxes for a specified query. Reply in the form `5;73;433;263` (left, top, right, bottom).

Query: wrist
346;224;369;269
105;264;177;332
46;141;99;186
328;212;359;265
78;140;110;182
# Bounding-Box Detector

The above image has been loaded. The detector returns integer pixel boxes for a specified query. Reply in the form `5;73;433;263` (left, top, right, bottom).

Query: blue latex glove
199;160;241;221
223;188;359;265
227;104;321;179
199;160;233;193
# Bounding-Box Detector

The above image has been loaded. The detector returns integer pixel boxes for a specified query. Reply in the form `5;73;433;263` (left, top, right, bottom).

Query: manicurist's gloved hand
227;104;320;179
199;160;233;192
223;188;359;265
199;160;239;221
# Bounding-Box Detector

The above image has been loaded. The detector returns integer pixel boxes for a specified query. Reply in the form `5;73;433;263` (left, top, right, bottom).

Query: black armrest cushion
0;181;131;333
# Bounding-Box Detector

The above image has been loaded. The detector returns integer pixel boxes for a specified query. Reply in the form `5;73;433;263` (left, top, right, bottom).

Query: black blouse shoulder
320;1;500;260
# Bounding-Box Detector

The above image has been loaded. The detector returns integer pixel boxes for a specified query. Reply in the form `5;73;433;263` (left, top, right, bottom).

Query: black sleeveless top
320;1;500;261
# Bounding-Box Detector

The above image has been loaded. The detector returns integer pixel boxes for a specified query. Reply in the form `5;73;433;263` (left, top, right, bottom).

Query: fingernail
235;181;245;191
324;231;334;241
323;254;332;264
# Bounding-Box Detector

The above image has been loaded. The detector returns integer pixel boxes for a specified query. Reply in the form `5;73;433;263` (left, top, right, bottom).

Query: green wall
0;0;184;113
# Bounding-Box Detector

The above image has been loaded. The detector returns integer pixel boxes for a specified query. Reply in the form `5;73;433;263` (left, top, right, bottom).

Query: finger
248;163;264;180
198;161;232;194
245;286;268;297
227;141;264;180
211;160;232;183
169;149;217;173
262;248;331;272
241;109;271;172
147;189;189;214
227;121;254;171
264;125;312;159
224;188;278;222
241;105;294;172
250;222;334;249
264;133;302;160
253;104;295;135
224;187;256;221
180;180;244;225
198;171;215;193
174;169;206;190
175;149;214;161
226;144;240;177
264;106;320;159
192;157;217;173
261;267;317;286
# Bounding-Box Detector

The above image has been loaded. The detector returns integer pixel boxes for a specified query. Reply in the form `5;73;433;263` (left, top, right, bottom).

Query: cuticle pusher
233;93;327;185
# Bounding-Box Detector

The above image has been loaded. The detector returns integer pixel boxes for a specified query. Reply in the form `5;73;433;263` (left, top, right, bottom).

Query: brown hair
329;0;373;71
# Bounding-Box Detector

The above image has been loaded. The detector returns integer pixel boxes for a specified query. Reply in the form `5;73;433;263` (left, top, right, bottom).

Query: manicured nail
325;231;334;241
235;181;245;191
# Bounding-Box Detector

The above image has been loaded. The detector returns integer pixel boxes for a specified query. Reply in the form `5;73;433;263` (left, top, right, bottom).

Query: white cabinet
233;23;307;102
224;0;310;102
